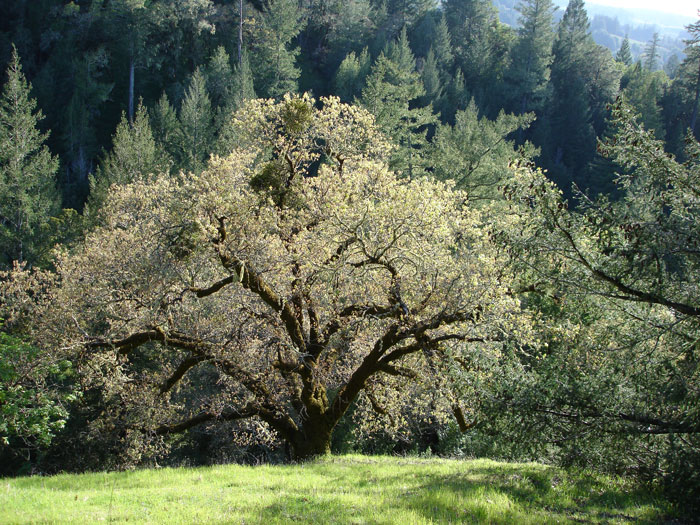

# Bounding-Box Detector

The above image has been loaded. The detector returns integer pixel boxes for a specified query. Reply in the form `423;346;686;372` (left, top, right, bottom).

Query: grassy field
1;455;675;524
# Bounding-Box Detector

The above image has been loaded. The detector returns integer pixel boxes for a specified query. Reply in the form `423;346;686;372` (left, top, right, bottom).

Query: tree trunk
238;0;244;66
690;58;700;134
287;418;334;461
128;58;135;123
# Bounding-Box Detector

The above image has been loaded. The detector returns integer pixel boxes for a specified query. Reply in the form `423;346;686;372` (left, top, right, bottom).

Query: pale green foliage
0;47;60;268
36;95;528;460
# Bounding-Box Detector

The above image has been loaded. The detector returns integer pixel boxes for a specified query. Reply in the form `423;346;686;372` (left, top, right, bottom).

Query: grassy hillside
1;455;675;524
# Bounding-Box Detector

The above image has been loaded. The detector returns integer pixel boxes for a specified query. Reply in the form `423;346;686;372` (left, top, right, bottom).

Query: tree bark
288;420;333;461
128;58;135;123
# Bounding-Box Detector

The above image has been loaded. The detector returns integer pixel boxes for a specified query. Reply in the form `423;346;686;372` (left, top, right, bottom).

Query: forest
0;0;699;514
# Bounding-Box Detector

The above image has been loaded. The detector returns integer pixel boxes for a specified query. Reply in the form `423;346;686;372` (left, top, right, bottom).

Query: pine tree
431;100;536;200
87;101;170;220
438;68;469;124
251;0;302;98
616;35;632;66
150;93;181;167
361;28;438;177
421;48;442;105
442;0;504;108
205;46;236;110
622;64;668;140
432;14;454;74
215;51;257;157
178;68;214;174
232;50;256;109
505;0;556;115
643;32;660;72
547;0;597;189
334;51;362;102
0;47;60;268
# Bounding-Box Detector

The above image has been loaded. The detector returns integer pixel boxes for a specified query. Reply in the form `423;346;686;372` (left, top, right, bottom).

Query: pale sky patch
588;0;698;18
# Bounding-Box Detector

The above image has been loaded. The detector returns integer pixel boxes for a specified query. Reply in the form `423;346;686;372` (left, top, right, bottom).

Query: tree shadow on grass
252;461;673;524
395;464;672;524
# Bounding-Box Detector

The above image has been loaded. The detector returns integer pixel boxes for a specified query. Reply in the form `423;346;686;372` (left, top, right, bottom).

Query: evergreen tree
61;48;114;209
547;0;597;190
205;46;236;110
361;28;438;176
679;18;700;133
438;68;469;124
616;35;632;66
87;101;170;220
178;68;214;174
432;14;454;74
251;0;302;98
149;0;216;86
334;51;363;102
332;46;371;103
442;0;507;110
215;51;257;157
621;64;668;140
385;0;436;29
431;100;536;201
421;48;442;105
505;0;556;115
0;47;60;268
232;50;257;109
104;0;154;122
664;53;680;79
150;93;181;166
643;32;660;72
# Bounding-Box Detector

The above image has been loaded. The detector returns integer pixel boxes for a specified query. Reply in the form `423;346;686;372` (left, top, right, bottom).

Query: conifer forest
1;0;699;514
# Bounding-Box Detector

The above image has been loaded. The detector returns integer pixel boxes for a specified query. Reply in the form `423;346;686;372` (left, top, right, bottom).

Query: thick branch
189;275;235;298
213;217;307;352
88;328;208;356
154;404;259;435
556;217;700;317
159;355;209;394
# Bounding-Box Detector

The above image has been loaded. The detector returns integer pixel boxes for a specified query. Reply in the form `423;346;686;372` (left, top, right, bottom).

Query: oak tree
37;95;526;461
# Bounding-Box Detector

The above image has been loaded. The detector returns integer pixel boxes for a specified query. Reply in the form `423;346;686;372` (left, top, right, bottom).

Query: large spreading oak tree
40;95;526;460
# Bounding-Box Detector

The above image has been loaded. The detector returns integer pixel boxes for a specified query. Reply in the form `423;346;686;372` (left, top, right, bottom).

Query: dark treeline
0;0;698;210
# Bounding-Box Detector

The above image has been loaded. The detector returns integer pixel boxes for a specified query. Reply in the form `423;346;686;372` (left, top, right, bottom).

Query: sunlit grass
1;455;673;524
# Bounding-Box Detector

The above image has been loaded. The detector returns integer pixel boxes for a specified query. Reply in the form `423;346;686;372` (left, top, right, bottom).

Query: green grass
1;455;674;524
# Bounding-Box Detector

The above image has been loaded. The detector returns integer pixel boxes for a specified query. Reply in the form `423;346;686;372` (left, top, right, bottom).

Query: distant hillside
494;0;691;66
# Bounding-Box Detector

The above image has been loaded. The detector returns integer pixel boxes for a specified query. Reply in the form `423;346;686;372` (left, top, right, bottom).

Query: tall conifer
0;47;60;268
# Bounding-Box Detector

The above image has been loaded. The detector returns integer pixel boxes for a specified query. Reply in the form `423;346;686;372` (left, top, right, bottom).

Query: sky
589;0;698;18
